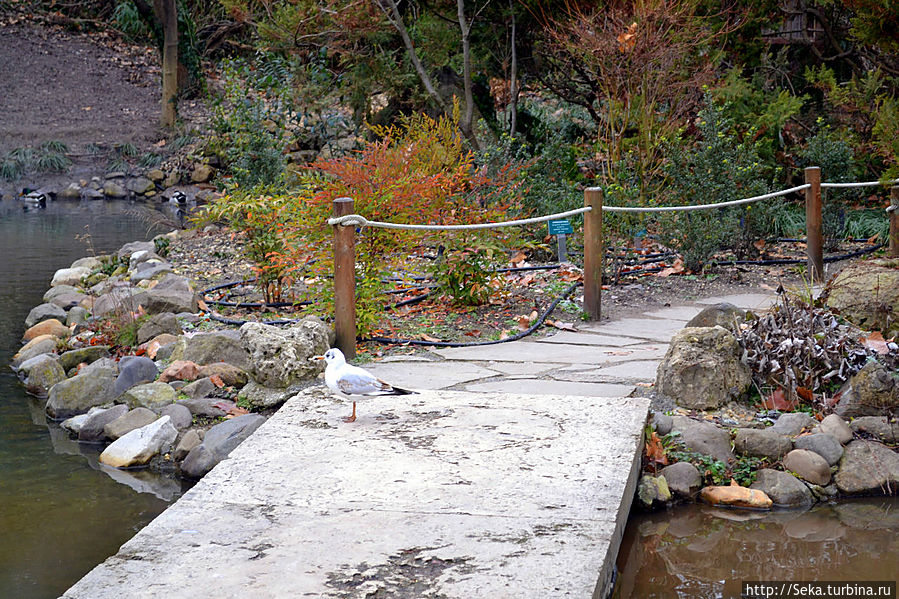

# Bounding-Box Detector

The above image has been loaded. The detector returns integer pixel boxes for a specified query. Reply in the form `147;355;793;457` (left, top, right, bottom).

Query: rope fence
327;166;899;357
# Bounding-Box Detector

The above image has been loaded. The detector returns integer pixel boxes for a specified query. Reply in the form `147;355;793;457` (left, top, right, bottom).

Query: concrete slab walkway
64;290;775;598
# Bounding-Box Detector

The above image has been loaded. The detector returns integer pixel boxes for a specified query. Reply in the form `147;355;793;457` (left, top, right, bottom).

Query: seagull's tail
387;386;417;395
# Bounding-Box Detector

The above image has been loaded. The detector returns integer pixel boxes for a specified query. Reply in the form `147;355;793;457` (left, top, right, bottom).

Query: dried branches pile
738;293;888;406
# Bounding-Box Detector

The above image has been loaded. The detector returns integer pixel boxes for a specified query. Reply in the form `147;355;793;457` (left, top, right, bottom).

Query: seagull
315;348;416;422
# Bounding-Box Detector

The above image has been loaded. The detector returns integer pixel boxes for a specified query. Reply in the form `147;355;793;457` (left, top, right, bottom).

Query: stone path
63;292;776;599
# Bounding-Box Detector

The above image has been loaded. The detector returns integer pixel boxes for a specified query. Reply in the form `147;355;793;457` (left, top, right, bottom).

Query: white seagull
316;348;416;422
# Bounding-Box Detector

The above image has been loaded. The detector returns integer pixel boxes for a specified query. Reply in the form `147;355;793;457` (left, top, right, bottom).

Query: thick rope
327;206;592;230
821;179;899;189
600;184;811;213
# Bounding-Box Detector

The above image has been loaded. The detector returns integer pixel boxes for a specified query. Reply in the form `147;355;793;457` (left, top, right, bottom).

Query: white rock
61;407;102;434
51;266;91;287
99;416;178;468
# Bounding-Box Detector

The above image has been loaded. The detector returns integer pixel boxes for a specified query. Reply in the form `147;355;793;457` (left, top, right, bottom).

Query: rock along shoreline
12;227;333;485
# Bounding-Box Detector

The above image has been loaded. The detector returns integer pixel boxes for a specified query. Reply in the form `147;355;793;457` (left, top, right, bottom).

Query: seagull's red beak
310;355;325;362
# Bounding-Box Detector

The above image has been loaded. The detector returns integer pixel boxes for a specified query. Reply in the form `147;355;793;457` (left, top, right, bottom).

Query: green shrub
431;247;497;306
800;128;861;246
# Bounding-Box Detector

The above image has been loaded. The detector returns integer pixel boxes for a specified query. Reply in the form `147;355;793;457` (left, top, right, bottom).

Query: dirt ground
0;14;207;195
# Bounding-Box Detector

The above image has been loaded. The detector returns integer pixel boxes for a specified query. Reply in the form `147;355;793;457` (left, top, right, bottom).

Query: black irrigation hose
366;281;581;348
711;242;884;267
205;312;304;326
205;299;312;308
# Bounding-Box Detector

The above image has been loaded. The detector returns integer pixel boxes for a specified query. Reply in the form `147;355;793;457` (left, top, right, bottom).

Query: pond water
614;498;899;598
0;198;190;599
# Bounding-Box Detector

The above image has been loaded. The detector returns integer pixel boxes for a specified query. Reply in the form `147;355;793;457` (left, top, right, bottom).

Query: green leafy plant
153;236;171;258
431;247;497;306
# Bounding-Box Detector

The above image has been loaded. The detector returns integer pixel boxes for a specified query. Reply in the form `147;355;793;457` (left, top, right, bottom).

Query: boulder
144;288;197;315
25;303;68;328
91;288;150;318
78;357;119;377
99;416;178;468
637;475;671;508
180;331;251;370
733;428;792;461
770;412;816;436
699;481;772;509
129;250;164;268
143;333;179;359
685;302;746;333
126;176;155;195
181;377;217;399
198;362;248;387
117;241;155;260
816;414;853;444
833;362;899;418
103;181;127;198
50;266;90;287
191;163;214;183
180;414;266;478
783;449;831;486
655;326;751;410
173;429;202;461
121;382;178;412
651;411;673;436
136;312;182;344
176;397;229;418
43;284;82;303
46;370;118;419
834;440;899;495
750;469;814;507
159;360;201;383
849;416;899;443
670;415;734;463
160;403;193;430
236;381;293;410
113;355;160;397
49;292;88;311
659;461;702;498
826;258;899;335
57;345;111;372
21;353;66;397
23;319;70;342
153;273;193;293
239;317;331;387
79;404;129;442
131;261;173;283
104;407;159;440
66;306;89;327
12;335;59;368
61;410;95;435
793;433;844;466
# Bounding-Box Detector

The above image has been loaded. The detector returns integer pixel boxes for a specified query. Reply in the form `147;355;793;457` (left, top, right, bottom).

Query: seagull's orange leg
343;401;357;423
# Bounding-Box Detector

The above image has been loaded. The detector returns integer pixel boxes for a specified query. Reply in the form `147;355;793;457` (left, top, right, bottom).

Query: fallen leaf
464;329;482;337
198;299;209;311
796;387;814;402
861;331;890;354
225;406;250;418
654;258;684;277
548;320;578;331
759;388;798;411
499;329;511;340
517;316;532;331
420;333;442;342
209;374;226;388
510;250;527;265
519;273;536;286
154;139;166;147
753;239;766;251
645;431;668;469
605;350;632;356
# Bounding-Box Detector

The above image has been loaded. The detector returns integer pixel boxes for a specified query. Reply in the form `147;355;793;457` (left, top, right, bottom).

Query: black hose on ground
366;281;581;348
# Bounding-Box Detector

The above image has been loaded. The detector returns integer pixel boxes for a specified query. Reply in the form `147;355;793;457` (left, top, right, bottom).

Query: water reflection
614;499;899;598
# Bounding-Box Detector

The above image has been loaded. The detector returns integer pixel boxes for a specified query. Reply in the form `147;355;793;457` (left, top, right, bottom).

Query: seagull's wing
335;365;393;396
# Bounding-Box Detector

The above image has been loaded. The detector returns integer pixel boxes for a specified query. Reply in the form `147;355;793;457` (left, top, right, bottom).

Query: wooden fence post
583;187;603;321
804;167;824;283
333;197;356;359
890;186;899;258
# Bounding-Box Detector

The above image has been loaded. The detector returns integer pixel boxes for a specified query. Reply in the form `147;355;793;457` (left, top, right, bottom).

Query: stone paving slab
552;360;663;383
580;317;687;342
641;305;702;321
431;341;666;364
363;361;497;390
696;293;776;310
64;388;649;599
464;378;637;397
534;331;648;346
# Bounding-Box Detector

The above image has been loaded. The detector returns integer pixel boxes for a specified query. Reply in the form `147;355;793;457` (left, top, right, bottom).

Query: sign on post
548;219;573;263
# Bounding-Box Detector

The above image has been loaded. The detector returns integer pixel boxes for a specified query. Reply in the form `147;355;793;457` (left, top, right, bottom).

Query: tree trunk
509;2;518;137
155;0;178;128
456;0;480;150
374;0;481;150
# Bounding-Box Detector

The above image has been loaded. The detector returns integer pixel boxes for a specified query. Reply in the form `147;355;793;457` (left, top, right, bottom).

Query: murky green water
0;198;188;598
614;498;899;598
